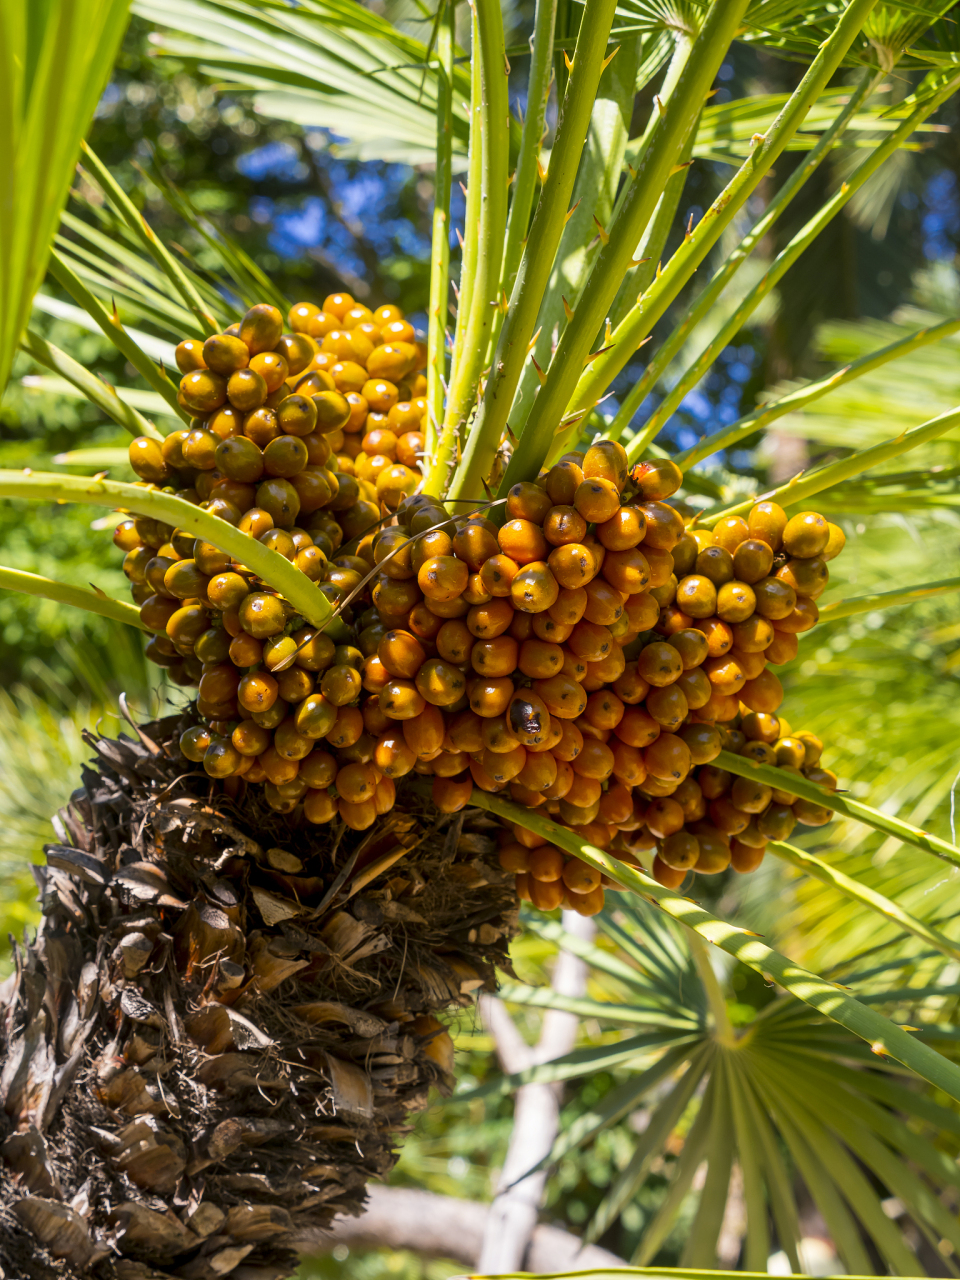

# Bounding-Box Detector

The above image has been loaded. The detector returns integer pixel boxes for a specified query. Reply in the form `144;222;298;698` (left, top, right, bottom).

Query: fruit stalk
0;565;148;629
563;0;881;435
450;0;620;505
424;0;455;465
497;0;753;495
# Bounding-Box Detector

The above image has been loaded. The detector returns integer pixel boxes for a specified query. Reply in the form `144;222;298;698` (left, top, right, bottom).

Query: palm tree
5;0;960;1276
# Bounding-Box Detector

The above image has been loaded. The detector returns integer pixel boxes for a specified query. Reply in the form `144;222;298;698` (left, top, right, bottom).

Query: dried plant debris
0;713;518;1279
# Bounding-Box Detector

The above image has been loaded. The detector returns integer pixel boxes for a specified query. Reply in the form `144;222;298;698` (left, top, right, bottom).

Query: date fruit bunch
497;710;835;915
115;296;427;826
642;712;835;888
362;443;844;917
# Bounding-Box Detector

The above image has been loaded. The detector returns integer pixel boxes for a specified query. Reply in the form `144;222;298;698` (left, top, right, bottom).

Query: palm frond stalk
4;0;960;1272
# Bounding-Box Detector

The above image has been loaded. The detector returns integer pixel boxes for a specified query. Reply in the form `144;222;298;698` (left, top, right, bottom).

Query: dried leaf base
0;714;518;1279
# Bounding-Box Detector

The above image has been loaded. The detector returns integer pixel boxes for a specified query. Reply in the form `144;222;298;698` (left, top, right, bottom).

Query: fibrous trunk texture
0;713;517;1280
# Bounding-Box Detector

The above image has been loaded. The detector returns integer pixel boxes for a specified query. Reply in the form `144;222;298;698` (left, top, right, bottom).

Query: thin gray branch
477;911;596;1273
307;1185;625;1272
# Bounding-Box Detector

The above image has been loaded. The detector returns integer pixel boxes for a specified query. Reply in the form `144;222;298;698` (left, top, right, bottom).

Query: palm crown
6;0;960;1274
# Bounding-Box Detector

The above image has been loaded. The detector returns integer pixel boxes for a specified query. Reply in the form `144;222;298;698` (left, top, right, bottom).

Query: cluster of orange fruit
363;446;842;913
497;711;835;915
113;295;843;915
117;295;427;826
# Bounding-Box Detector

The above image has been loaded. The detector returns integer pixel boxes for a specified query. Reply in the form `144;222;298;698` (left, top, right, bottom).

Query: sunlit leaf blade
132;0;474;167
470;790;960;1103
31;291;177;366
19;330;164;441
768;839;960;962
0;0;130;391
21;374;174;421
585;1049;711;1246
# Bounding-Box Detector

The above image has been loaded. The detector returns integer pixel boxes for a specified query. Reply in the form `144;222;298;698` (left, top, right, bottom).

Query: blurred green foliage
0;627;163;972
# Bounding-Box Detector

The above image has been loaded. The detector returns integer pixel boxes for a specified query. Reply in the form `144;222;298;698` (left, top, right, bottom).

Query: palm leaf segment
460;900;960;1274
7;0;960;1245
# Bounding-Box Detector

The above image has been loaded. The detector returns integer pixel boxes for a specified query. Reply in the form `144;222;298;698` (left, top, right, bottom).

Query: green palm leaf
0;0;130;391
471;895;960;1273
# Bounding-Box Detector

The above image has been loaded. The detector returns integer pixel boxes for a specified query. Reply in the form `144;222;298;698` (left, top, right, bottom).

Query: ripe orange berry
712;516;750;554
340;797;378;830
516;638;562;679
379;678;426;720
740;668;783;713
644;546;675;588
633;458;683;500
467;597;515;639
747;501;787;550
574;478;620;523
562;858;602;895
403;704;445;758
549;587;587;626
415;658;467;706
765;631;798;664
511;562;560;613
532;673;588;720
652;855;687;888
613;706;660;750
479;553;520;597
543;505;588;547
452;522;500;569
567;620;611;662
433;774;474;813
374;731;416;778
583;690;624;731
612;664;649;705
379;629;426;679
516;751;558;793
600;547;650;594
583;440;627;489
604;500;649;550
499;519;548;565
469;676;515;718
676;575;716;618
753;577;797;620
773;598;819;634
481;744;527;784
571;739;615;781
238;671;279;714
625;592;660;633
695;617;733;656
435;619;473;664
506;481;552;524
544;460;584;505
471;635;519;677
548;543;598;590
636;641;682;687
463;572;492;606
418;554;468;602
644;732;691;782
581;579;623;627
703;654;747;696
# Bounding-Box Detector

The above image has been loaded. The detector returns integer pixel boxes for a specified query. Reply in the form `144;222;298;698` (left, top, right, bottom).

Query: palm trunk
0;715;519;1279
